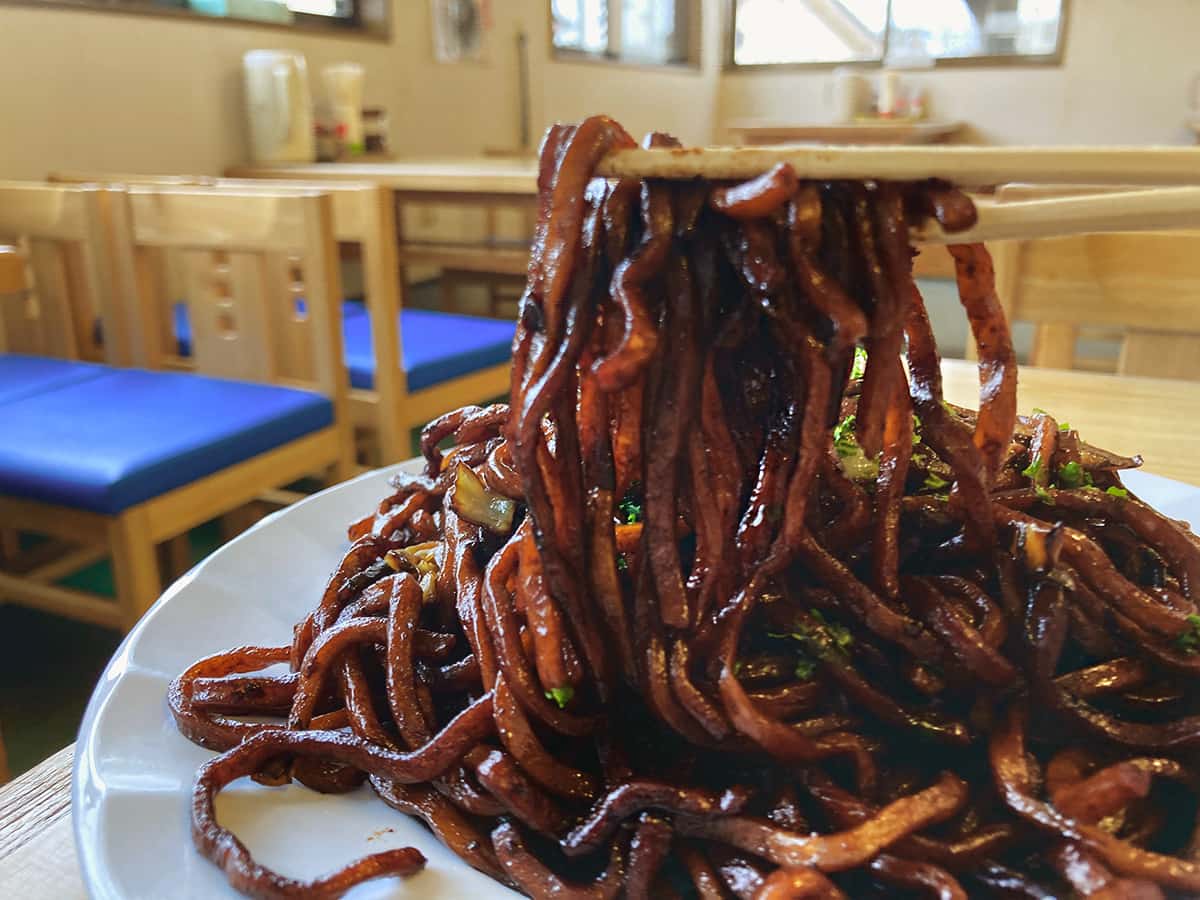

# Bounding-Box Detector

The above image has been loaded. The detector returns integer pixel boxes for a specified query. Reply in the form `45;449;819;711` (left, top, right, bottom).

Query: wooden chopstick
914;187;1200;244
596;145;1200;187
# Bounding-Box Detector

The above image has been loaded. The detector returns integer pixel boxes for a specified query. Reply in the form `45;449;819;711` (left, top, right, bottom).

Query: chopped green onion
1021;458;1042;480
1034;485;1055;505
1176;614;1200;654
617;484;643;524
794;658;817;680
1057;461;1092;489
616;554;628;572
545;686;574;709
1106;486;1129;499
1032;407;1049;415
1059;421;1070;432
923;472;949;491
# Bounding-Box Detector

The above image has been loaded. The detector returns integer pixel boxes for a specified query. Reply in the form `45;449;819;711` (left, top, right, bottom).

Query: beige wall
4;0;1193;183
0;0;721;180
717;0;1200;147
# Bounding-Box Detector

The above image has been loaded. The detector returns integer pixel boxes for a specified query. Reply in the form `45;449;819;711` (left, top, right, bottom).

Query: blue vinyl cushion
0;368;332;514
0;354;109;405
343;309;515;392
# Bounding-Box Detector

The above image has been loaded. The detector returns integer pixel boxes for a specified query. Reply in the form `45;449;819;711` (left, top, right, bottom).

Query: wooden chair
0;246;25;294
0;182;352;630
988;184;1200;379
52;172;515;462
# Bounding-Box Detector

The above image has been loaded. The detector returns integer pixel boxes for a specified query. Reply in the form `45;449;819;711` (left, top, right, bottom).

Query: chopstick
914;187;1200;244
595;145;1200;187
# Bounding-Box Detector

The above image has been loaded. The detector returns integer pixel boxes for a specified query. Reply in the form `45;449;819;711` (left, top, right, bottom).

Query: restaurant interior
4;1;1200;897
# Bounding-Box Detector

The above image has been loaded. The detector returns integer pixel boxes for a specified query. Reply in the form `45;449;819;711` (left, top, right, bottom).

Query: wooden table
726;119;965;146
3;361;1199;897
226;158;968;286
227;158;539;316
941;359;1200;486
0;747;83;899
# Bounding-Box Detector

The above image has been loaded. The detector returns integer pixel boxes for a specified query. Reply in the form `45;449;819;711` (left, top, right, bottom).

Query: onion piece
452;463;517;535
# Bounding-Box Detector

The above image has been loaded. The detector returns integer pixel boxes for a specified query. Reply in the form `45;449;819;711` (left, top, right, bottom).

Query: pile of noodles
170;116;1200;899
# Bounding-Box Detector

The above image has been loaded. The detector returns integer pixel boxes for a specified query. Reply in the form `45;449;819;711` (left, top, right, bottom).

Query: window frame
723;0;1069;72
549;0;703;71
1;0;389;41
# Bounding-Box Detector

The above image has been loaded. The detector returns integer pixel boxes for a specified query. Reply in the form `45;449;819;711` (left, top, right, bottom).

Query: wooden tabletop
941;358;1200;486
2;361;1198;897
225;158;539;195
0;747;84;899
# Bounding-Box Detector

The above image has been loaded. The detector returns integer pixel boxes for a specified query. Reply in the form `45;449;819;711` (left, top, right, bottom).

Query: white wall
0;0;721;179
717;0;1200;147
3;0;1195;183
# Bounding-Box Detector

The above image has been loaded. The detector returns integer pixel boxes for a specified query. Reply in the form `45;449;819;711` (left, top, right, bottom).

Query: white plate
73;463;518;900
73;466;1200;899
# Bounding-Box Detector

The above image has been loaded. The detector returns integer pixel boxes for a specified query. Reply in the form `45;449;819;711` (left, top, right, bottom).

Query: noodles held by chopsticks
170;116;1200;899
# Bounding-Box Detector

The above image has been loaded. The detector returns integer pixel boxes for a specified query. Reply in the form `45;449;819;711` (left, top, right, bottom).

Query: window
730;0;1065;68
552;0;698;66
21;0;376;35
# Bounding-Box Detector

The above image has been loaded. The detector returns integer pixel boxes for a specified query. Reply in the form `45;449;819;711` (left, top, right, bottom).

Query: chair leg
162;533;193;582
108;509;162;631
0;528;18;566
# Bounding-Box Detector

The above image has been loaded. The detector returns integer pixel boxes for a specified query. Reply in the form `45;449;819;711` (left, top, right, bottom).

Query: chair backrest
992;183;1200;380
0;246;25;294
112;186;350;413
50;172;406;395
0;182;126;362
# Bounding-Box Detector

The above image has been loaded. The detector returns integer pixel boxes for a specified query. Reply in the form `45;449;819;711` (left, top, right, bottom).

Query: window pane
887;0;1062;62
286;0;339;14
733;0;887;66
620;0;681;64
552;0;609;53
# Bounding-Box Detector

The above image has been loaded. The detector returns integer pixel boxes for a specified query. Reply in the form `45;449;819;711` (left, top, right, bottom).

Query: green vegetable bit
810;609;854;655
617;485;644;524
1106;486;1129;499
1176;614;1200;654
1059;421;1071;432
923;472;949;491
794;658;817;680
1034;485;1055;505
833;414;857;457
1057;461;1093;489
1021;458;1042;480
545;686;575;709
1032;407;1049;416
850;346;868;381
616;554;628;572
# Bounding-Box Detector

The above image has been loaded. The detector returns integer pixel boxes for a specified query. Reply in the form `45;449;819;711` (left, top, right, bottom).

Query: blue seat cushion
344;309;515;392
0;354;109;405
0;369;332;514
172;298;367;358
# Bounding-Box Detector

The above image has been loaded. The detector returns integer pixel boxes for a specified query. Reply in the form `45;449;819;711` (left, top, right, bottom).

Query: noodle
170;116;1200;898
